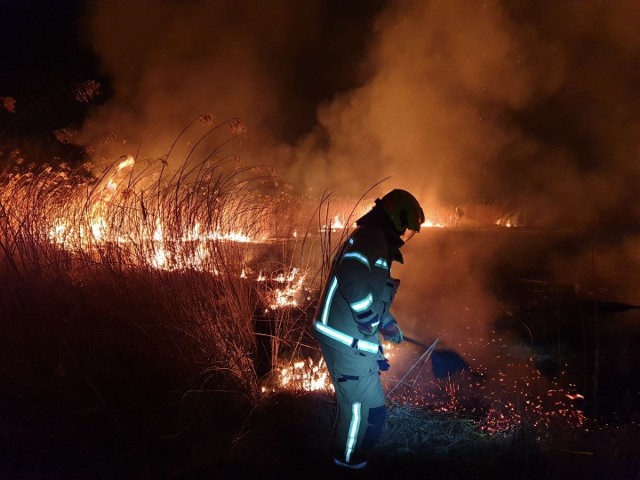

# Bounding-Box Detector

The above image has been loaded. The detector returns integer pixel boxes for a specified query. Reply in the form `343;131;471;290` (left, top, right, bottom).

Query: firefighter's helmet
378;189;425;233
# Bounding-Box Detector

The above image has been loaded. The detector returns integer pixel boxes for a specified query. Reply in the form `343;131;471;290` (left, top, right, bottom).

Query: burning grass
0;122;625;477
0;121;324;475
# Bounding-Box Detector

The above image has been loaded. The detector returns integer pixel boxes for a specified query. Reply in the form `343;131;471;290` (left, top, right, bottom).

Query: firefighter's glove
377;358;391;371
380;321;404;344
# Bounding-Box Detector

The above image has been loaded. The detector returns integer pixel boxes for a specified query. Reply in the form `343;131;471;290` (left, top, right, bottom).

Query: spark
566;393;585;400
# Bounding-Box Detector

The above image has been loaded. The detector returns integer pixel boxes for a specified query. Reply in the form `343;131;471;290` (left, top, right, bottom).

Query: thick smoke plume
79;0;639;228
72;0;640;406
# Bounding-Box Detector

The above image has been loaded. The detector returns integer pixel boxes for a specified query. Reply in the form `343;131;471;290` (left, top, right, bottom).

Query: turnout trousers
320;342;387;466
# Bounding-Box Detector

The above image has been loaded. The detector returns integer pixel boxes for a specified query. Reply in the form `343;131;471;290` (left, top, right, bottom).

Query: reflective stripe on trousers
320;344;386;465
345;402;361;463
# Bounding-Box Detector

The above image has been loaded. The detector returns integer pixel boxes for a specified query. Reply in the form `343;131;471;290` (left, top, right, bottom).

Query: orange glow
265;357;333;393
320;215;347;232
421;219;446;228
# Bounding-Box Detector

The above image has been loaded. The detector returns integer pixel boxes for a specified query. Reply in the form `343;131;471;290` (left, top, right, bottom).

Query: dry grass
380;403;513;457
0;119;323;476
0;119;604;477
0;156;272;392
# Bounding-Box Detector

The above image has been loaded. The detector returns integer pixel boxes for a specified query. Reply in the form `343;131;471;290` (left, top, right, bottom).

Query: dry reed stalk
0;120;285;405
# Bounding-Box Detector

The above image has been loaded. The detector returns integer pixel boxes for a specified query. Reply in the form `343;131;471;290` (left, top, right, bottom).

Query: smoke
79;0;640;228
76;0;384;178
392;231;504;361
75;1;640;406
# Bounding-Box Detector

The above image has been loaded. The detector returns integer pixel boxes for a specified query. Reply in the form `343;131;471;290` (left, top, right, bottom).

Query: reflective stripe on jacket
313;223;397;357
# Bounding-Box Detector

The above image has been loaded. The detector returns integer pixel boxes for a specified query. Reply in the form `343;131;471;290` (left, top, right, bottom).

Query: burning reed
0;125;603;476
0;121;320;475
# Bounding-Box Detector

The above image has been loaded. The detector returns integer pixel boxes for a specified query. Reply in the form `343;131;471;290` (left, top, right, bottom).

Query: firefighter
312;189;425;469
454;205;464;227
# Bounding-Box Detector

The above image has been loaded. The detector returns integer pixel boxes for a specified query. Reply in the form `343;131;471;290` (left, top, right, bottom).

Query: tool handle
403;335;436;350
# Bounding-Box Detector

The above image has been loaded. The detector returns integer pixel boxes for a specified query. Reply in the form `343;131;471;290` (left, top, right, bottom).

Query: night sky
0;0;104;135
1;0;639;230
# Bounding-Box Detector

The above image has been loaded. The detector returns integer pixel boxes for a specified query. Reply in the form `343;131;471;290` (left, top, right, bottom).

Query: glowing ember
272;342;585;437
566;393;585;401
385;362;587;436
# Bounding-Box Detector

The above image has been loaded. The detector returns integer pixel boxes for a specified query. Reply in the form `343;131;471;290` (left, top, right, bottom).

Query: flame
496;216;522;228
262;268;306;310
38;157;269;275
318;213;450;231
421;219;446;228
273;341;396;393
3;160;590;437
320;215;347;232
116;156;135;171
265;357;333;393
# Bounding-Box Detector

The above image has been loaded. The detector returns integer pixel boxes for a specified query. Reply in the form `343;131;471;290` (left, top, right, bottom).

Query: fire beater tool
387;338;439;397
401;335;471;379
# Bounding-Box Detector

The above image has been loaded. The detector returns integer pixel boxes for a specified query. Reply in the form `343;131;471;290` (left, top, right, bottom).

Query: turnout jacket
312;222;402;367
